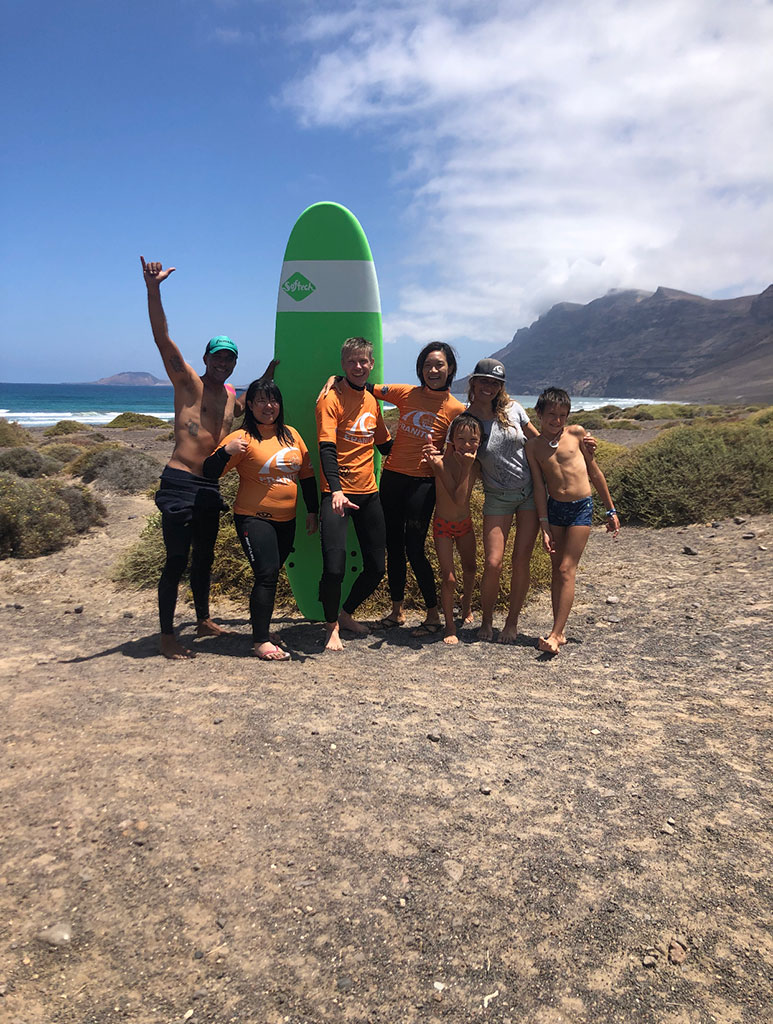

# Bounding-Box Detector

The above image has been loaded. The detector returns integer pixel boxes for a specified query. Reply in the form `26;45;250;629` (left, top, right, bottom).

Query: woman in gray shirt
466;359;540;643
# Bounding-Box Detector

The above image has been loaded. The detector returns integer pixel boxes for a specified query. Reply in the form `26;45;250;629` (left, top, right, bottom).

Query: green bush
602;419;642;430
115;475;552;613
568;411;605;430
594;405;623;417
39;442;84;464
605;421;773;526
750;406;773;426
43;419;89;437
0;472;106;558
69;446;162;492
0;419;31;446
0;447;59;478
105;412;169;429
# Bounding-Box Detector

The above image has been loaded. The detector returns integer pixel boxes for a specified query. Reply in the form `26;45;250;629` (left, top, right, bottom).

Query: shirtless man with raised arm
141;256;275;659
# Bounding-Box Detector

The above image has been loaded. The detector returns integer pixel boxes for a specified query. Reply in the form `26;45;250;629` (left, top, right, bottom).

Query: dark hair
535;387;572;415
416;342;458;389
448;412;483;445
242;378;293;445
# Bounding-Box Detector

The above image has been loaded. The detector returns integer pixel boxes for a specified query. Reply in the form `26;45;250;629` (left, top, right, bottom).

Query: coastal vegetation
605;421;773;527
42;419;89;436
105;412;168;429
0;473;105;558
0;418;31;446
0;447;60;478
68;445;161;493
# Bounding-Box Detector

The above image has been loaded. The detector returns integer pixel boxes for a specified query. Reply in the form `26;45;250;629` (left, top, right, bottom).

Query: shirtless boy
525;387;620;655
316;337;392;651
421;413;482;644
141;257;243;659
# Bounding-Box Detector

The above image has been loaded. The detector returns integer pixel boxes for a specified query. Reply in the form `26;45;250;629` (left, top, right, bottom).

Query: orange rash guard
375;384;465;477
218;427;315;521
316;386;390;494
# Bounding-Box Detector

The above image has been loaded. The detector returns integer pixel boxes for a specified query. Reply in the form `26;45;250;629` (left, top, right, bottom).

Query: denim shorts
547;495;593;527
483;483;535;516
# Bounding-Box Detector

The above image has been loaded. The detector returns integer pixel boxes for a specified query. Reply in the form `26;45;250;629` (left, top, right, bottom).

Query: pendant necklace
548;429;562;449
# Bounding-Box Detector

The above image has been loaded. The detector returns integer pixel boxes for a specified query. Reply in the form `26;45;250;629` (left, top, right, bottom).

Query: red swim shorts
433;515;474;540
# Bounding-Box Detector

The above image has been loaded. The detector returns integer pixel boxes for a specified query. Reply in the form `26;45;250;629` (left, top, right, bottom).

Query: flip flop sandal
411;622;443;638
374;615;404;630
256;644;291;661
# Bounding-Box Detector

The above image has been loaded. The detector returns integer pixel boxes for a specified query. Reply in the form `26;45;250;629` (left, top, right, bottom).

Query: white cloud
281;0;773;347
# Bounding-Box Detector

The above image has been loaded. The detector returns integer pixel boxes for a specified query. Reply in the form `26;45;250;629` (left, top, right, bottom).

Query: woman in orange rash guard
203;377;319;660
374;342;465;634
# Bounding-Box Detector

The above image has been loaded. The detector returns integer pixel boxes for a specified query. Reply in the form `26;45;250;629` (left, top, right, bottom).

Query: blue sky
1;0;771;384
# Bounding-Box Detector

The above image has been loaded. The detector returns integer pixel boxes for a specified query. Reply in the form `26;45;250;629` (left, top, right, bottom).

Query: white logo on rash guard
398;408;438;440
259;447;302;484
343;412;377;443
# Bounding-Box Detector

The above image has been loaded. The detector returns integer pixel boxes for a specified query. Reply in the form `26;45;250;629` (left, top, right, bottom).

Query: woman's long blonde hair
467;379;512;428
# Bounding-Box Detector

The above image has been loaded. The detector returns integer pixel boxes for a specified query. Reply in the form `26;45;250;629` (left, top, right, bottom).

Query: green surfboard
274;202;383;621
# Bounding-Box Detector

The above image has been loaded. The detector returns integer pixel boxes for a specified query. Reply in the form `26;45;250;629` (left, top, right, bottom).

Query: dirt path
1;492;771;1023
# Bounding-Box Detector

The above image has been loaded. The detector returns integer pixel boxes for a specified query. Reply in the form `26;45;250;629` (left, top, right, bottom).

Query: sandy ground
1;446;772;1022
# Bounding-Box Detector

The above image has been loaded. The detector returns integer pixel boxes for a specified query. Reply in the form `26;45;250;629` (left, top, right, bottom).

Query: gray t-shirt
476;401;532;491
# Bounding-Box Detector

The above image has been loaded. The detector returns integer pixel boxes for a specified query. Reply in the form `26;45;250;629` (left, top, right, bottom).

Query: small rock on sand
37;922;72;946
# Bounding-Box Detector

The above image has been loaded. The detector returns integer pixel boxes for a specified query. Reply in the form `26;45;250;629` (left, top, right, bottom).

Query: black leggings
234;515;296;643
319;491;386;622
379;469;437;609
159;509;220;634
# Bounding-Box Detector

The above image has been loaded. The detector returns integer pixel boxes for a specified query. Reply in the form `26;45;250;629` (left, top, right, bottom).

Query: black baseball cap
470;358;505;382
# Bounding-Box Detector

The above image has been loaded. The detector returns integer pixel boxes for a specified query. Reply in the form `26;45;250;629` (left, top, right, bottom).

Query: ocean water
0;381;666;428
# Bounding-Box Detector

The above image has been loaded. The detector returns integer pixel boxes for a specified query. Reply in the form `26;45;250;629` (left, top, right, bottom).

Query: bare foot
556;633;567;646
196;618;231;638
253;641;290;661
324;623;345;652
443;633;459;645
477;622;494;641
538;634;560;655
338;611;369;635
462;611;474;625
499;620;519;644
160;634;196;660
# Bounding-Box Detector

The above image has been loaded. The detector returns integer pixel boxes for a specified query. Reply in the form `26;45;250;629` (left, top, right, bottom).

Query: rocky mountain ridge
466;284;773;402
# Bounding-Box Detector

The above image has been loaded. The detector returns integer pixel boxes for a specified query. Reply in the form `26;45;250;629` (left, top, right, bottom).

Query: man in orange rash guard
316;337;393;652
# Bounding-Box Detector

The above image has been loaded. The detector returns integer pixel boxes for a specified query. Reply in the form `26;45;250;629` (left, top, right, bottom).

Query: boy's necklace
547;429;563;449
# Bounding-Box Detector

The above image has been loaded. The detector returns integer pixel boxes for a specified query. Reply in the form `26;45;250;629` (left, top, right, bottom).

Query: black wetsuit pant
379;469;437;609
235;515;295;644
159;507;220;634
319;491;386;622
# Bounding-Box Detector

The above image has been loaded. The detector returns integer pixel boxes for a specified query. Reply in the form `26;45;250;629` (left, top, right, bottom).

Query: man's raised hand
141;256;176;287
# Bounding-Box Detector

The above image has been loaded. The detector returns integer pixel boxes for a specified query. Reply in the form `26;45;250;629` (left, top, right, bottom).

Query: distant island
457;283;773;403
92;372;167;386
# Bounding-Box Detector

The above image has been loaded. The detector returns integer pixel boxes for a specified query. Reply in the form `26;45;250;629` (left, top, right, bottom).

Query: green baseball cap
206;336;238;357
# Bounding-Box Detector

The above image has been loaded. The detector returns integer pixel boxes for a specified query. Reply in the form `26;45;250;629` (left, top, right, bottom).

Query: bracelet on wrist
539;516;549;523
606;508;618;517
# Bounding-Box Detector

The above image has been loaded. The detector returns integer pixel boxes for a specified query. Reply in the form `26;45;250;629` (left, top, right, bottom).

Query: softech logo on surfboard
282;272;316;302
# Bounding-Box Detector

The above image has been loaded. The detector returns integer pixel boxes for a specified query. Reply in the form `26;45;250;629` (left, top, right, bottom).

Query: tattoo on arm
170;355;184;373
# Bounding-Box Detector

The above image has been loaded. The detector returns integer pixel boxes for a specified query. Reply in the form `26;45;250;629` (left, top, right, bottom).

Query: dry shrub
38;442;84;464
0;472;106;558
605;421;773;526
105;412;168;429
0;447;60;478
69;446;162;492
0;419;31;446
43;420;89;437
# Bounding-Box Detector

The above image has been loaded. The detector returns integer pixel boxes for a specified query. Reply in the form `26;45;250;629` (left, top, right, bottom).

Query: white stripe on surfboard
277;260;381;314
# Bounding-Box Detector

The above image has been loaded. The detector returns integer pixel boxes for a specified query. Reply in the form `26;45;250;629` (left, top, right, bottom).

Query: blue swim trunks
547;495;593;527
